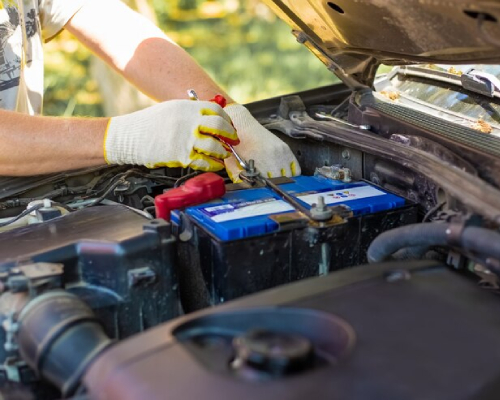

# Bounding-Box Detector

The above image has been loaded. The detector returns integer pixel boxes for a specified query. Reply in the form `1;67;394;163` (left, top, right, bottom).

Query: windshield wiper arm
461;69;500;98
396;66;500;100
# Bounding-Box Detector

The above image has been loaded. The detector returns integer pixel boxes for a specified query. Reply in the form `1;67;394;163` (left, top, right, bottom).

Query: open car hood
263;0;500;87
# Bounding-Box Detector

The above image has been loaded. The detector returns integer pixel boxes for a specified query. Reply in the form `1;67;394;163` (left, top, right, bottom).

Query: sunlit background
43;0;338;117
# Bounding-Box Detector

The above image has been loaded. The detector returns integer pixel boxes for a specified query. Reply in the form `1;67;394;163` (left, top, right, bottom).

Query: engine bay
1;85;500;399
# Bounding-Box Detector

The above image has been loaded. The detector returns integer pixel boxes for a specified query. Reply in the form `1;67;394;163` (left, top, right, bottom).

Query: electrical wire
174;171;201;188
82;169;177;201
423;201;447;222
140;195;155;206
84;178;128;208
144;206;156;217
82;171;135;200
83;168;181;207
80;169;142;204
2;168;183;215
0;204;44;228
50;201;74;213
85;166;128;192
139;173;177;182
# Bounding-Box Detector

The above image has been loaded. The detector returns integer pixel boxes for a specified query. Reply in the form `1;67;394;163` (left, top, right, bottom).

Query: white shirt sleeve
38;0;87;41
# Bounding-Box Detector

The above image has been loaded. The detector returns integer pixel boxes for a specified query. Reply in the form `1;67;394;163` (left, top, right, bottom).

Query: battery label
183;176;406;241
297;186;386;205
201;198;294;223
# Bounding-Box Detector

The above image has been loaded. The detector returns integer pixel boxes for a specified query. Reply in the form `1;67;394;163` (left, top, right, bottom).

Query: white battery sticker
202;199;294;223
297;186;386;205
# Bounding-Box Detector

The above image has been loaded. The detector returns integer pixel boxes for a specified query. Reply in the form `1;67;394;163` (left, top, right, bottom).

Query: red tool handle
210;95;227;108
208;94;241;147
155;172;226;221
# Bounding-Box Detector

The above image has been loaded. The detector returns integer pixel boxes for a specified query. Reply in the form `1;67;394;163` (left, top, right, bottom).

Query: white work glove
104;100;238;171
223;104;301;182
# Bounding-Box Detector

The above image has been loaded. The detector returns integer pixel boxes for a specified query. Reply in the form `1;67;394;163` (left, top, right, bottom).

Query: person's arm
65;0;301;181
0;110;107;176
0;101;237;176
66;0;233;103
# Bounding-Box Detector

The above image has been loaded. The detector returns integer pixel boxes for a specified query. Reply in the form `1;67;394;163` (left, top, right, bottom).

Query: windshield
378;64;500;136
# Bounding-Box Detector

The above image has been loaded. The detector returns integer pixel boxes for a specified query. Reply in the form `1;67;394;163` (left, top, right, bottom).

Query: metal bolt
310;196;334;222
341;150;351;160
296;32;307;44
317;196;326;210
241;159;260;180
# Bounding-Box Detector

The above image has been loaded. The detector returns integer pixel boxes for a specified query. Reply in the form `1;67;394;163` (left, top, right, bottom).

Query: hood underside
263;0;500;86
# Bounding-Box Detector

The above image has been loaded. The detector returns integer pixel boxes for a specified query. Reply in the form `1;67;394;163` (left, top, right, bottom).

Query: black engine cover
85;261;500;400
0;206;180;340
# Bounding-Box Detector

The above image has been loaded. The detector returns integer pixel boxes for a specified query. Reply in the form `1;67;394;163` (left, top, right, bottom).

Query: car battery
173;175;418;311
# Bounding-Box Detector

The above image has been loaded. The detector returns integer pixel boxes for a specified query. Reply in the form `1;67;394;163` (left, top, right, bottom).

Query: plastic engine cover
0;205;180;375
85;261;500;400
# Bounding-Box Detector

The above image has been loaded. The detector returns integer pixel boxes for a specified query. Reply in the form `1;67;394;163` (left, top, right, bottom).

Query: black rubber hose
367;223;500;264
16;291;113;397
391;246;431;261
462;227;500;261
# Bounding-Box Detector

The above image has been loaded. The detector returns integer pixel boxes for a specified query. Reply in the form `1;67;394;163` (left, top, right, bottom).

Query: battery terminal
315;165;353;183
310;196;333;222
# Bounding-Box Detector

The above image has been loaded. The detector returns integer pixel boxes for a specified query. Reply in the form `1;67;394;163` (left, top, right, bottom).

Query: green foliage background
43;0;337;117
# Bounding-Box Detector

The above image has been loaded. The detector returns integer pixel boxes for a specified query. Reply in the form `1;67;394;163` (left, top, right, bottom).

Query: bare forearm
66;0;234;103
0;110;107;176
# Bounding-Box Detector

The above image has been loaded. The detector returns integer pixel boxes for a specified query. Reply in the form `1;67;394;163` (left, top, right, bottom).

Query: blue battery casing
172;176;406;242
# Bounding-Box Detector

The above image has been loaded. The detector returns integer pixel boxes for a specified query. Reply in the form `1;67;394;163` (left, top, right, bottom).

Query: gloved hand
223;104;301;182
104;100;238;171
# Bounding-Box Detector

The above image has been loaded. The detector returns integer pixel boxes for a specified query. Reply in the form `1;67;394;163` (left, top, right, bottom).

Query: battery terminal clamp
240;161;350;226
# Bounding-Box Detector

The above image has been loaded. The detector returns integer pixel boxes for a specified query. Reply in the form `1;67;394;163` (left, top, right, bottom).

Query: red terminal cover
155;172;226;221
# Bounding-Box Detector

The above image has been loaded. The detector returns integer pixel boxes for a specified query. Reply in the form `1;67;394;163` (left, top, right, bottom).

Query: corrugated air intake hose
16;291;114;397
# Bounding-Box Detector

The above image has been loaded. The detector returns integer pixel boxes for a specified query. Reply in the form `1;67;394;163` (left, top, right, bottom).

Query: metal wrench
187;90;328;222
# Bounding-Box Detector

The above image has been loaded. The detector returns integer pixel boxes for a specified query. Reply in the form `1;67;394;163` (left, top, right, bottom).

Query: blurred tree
43;32;104;117
43;0;337;117
89;0;157;116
